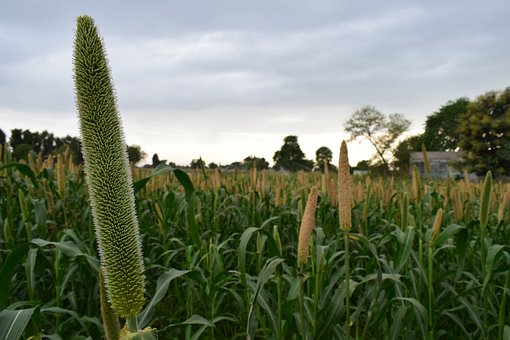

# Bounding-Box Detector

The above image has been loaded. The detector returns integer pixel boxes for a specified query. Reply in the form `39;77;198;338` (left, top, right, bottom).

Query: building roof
410;151;464;162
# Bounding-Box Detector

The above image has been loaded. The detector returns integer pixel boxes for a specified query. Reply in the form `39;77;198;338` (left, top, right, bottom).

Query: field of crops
1;145;509;339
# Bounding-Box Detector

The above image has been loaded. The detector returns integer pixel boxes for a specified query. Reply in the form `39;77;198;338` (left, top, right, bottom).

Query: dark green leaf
0;163;37;187
137;269;191;328
0;244;29;309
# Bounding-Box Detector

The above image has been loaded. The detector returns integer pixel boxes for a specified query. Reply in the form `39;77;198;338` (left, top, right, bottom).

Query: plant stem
299;266;306;339
498;270;509;340
127;314;138;332
277;269;283;340
480;225;488;335
345;231;351;339
313;257;320;340
427;246;434;340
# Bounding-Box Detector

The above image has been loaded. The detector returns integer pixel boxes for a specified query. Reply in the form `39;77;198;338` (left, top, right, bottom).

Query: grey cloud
1;1;510;164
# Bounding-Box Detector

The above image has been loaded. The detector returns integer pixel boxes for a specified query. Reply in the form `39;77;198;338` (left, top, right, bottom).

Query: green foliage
353;159;371;171
273;135;313;171
344;106;411;170
151;153;163;167
74;15;145;319
8;128;82;163
0;244;29;309
392;135;423;173
458;87;510;175
421;97;470;151
190;158;206;169
315;146;336;172
13;143;33;161
127;145;146;165
243;156;269;170
0;308;36;340
1;153;510;338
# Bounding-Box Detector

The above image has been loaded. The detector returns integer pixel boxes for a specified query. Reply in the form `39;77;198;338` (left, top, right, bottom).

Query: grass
1;150;510;339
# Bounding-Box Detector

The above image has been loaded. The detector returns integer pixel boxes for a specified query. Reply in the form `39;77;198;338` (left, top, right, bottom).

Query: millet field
1;146;510;339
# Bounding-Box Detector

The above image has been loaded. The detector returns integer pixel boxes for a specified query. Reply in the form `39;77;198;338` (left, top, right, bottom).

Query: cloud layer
1;1;509;165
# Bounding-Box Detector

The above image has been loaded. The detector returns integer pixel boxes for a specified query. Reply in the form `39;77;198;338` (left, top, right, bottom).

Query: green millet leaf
73;15;145;318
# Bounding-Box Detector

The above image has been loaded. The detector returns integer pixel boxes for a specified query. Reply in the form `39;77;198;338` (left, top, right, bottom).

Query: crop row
0;148;509;339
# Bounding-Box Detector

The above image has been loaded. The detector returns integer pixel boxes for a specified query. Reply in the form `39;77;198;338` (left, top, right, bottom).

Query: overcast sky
1;1;509;166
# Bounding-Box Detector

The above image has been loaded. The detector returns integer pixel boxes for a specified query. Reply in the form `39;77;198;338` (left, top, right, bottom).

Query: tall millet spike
73;15;145;320
430;208;443;242
297;187;319;265
338;141;352;230
479;170;493;229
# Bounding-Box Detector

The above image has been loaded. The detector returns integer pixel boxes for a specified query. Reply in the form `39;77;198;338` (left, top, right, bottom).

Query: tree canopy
421;97;470;151
9;128;82;162
344;106;411;170
392;135;424;174
190;158;206;169
273;135;313;171
458;88;510;176
127;145;146;165
315;146;336;172
243;156;269;170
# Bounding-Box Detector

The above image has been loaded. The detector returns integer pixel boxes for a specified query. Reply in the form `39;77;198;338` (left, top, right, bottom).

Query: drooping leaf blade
0;244;29;309
137;269;191;328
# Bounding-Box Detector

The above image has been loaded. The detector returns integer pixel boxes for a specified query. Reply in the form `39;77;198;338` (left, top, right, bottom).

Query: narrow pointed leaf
137;269;191;328
0;308;35;340
0;163;37;187
0;244;29;309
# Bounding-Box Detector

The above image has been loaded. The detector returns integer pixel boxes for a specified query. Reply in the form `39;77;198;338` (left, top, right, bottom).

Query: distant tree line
344;86;510;177
5;128;83;163
0;128;147;165
390;87;510;176
5;86;507;175
152;139;334;173
0;127;337;173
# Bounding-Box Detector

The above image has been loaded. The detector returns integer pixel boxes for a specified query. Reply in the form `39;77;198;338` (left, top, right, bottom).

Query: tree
353;160;371;171
127;145;146;165
243;156;269;170
457;88;510;176
55;135;83;164
10;129;23;149
208;162;218;169
225;161;243;170
9;129;83;163
10;129;33;160
421;98;469;151
13;144;33;160
0;129;5;161
190;158;206;169
273;135;313;171
344;106;411;170
37;130;56;157
315;146;336;172
392;135;424;174
9;129;57;160
152;153;160;167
